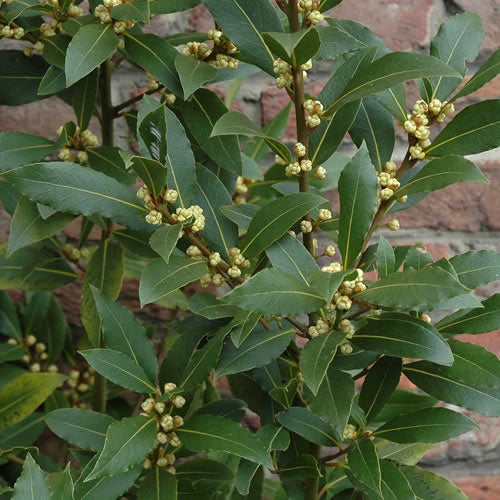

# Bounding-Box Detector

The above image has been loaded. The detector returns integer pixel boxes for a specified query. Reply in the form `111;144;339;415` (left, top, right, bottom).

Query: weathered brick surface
455;475;500;500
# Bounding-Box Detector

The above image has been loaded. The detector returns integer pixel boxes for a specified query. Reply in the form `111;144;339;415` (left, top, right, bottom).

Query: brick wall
1;1;499;496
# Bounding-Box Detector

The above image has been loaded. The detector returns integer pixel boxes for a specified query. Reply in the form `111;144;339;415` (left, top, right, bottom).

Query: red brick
454;0;500;51
455;475;500;500
456;332;500;357
189;4;213;33
327;0;434;51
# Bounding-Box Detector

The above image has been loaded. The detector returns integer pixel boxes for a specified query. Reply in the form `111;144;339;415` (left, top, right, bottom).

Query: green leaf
0;292;22;340
347;439;382;497
212;111;291;163
177;414;272;467
395;156;487;198
179;328;228;391
216;326;294;378
323;52;461;117
427;100;500;157
0;373;66;429
266;234;319;286
355;267;470;311
246;103;292;162
137;468;177;500
3;162;149;230
300;332;346;395
376;235;395;279
262;28;321;65
451;49;500;102
12;453;50;500
224;268;325;316
0;51;49;106
111;0;149;22
189;292;241;319
137;104;167;163
149;224;182;263
376;441;436;466
404;360;500;417
38;66;67;96
0;344;24;363
239;193;325;258
429;12;483;100
448;250;500;289
306;269;351;303
87;146;136;185
139;256;208;307
43;34;70;70
0;132;55;173
176;458;234;483
123;33;183;96
194;166;239;260
82;240;124;346
276;407;339;447
175;54;217;99
72;69;99;130
350;97;395;171
181;89;242;175
338;144;378;268
150;0;199;13
401;465;468;500
221;203;259;229
304;367;354;438
48;464;74;500
46;408;115;452
86;416;157;481
7;197;74;257
373;407;478;443
379;460;416;500
128;156;166;199
353;313;453;366
92;287;158;383
359;356;402;422
203;0;282;75
436;294;500;336
80;349;156;393
374;390;438;424
65;24;119;86
230;310;261;347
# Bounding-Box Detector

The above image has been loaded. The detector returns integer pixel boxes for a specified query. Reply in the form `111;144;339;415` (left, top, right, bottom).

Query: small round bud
228;265;242;278
318;209;332;221
380;188;394;201
23;47;34;57
172;395;186;409
275;155;288;166
147;78;159;91
404;120;417;134
339;343;353;355
26;335;37;346
156;457;168;468
169;432;181;447
397;195;408;204
314;166;326;179
164;382;177;393
386;178;400;191
378;172;391;187
387;219;400;232
306;114;321;128
156;432;168;444
155;402;166;414
47;364;58;373
34;41;44;52
161;414;174;432
322;262;343;274
173;415;184;428
186;245;202;258
293;142;307;158
209;252;221;266
40;352;48;360
30;363;41;372
212;273;225;287
300;159;313;172
141;398;155;413
200;273;212;287
384;161;397;174
164;189;178;204
166;466;176;474
70;369;80;379
77;383;89;392
300;220;313;233
428;98;442;115
7;338;18;345
77;151;88;164
325;245;336;257
336;295;352;311
144;458;152;469
166;453;176;465
35;342;46;353
421;313;432;324
343;424;357;440
308;326;319;338
409;145;425;160
21;354;30;364
308;9;324;24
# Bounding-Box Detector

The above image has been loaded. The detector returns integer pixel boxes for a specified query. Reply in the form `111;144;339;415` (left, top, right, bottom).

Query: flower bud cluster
141;383;186;474
164;188;179;204
172;205;205;232
324;245;336;257
318;209;332;221
207;29;239;69
234;176;254;199
321;261;343;274
300;220;313;233
304;99;323;128
376;161;403;204
339;319;355;338
94;0;135;32
343;423;357;440
16;335;54;373
63;243;87;261
1;25;25;39
226;247;250;279
58;127;99;163
387;219;400;232
297;1;324;24
63;367;95;408
308;318;329;338
273;58;293;89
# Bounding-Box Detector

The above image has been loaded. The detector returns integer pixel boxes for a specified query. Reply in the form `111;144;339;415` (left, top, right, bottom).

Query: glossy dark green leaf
80;349;156;393
224;268;325;316
221;203;259;229
71;69;99;130
86;415;157;481
0;132;55;173
175;54;217;99
0;292;22;340
194;166;239;260
12;453;50;500
92;287;158;383
395;156;487;198
0;51;49;106
373;390;438;424
203;0;283;75
376;235;395;279
176;458;233;483
306;269;352;303
87;146;136;185
359;356;402;422
426;100;500;157
428;12;482;100
177;414;272;467
276;407;339;447
355;267;470;311
338;144;378;268
239;193;325;258
43;34;70;70
375;407;477;444
150;0;199;13
353;313;453;365
436;294;500;336
137;468;177;500
111;0;149;22
379;460;416;500
124;32;183;96
212;111;291;163
81;240;124;346
4;162;149;230
129;156;167;199
230;310;261;347
7;197;74;257
139;256;208;306
349;97;395;171
216;326;294;378
38;66;67;96
48;464;74;500
404;360;500;417
0;344;24;363
189;292;241;319
149;224;182;263
65;24;119;86
451;49;500;102
401;466;468;500
304;367;354;438
347;438;382;498
46;408;115;452
448;250;500;289
262;28;320;65
0;373;66;429
300;332;346;395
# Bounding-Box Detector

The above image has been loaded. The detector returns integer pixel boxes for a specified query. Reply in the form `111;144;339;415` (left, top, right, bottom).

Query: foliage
0;0;499;498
